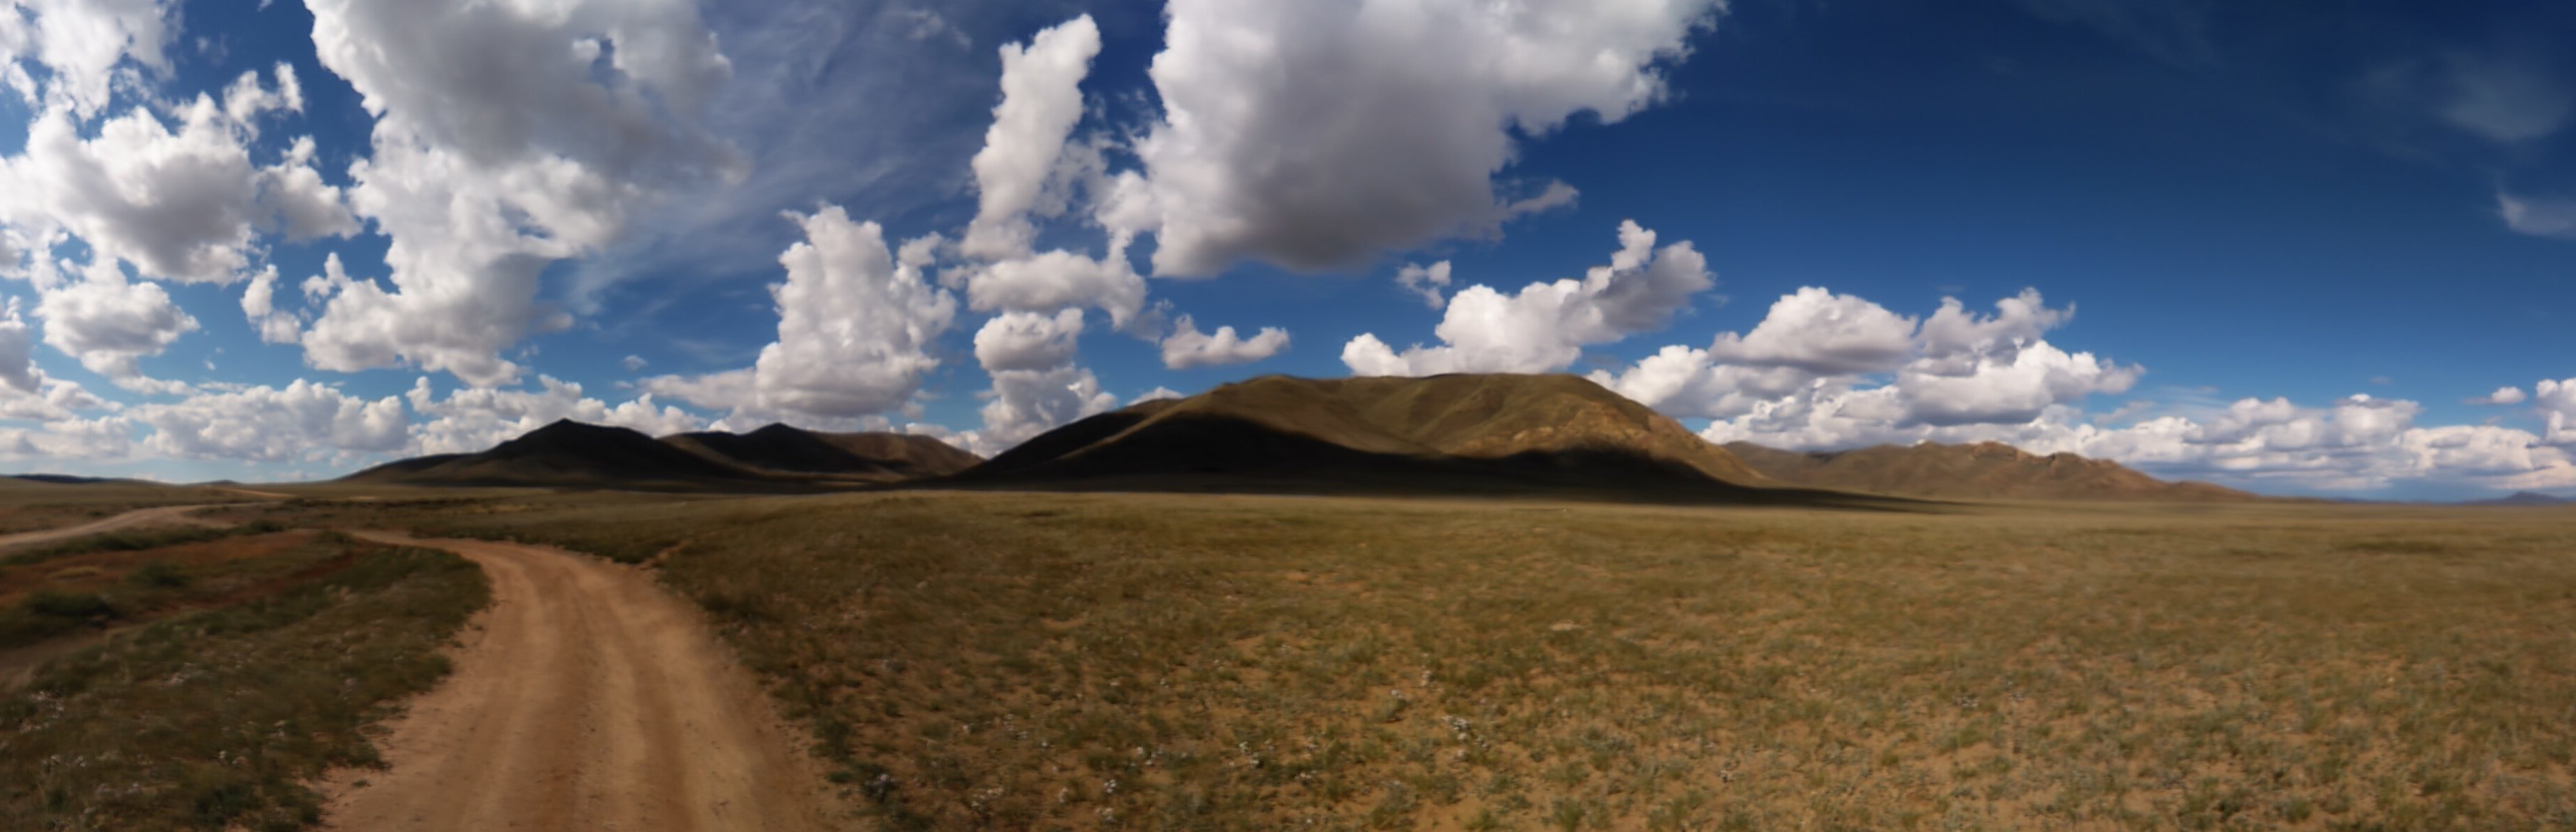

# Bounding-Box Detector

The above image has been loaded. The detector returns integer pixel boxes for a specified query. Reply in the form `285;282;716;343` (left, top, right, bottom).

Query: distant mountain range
2459;491;2572;507
342;421;981;490
1720;441;2253;502
328;373;2258;505
4;474;152;486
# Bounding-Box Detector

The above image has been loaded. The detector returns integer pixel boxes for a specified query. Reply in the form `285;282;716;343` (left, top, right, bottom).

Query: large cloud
298;0;740;386
947;15;1152;333
961;308;1116;455
31;259;195;386
0;0;173;117
1899;341;2140;427
0;416;135;462
961;247;1149;330
970;363;1116;455
1707;288;1917;375
974;308;1086;373
1133;0;1721;275
960;15;1100;260
135;380;407;462
0;296;104;420
645;205;957;422
0;66;352;283
1344;219;1713;375
1699;389;2576;493
2539;377;2576;446
1600;288;2133;426
1636;289;2574;492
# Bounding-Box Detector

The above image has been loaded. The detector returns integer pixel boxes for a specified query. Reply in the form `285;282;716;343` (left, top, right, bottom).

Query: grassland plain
248;490;2575;831
0;481;269;536
0;530;488;830
0;522;295;651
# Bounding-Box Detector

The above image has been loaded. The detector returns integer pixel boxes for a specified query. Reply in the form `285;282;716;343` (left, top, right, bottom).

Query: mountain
1720;441;2254;501
4;474;153;486
2461;491;2572;507
344;420;761;488
660;424;981;482
346;420;982;490
944;374;1873;505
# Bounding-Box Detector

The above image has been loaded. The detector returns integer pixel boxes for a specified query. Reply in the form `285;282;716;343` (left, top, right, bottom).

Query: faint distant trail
0;504;222;549
322;532;842;832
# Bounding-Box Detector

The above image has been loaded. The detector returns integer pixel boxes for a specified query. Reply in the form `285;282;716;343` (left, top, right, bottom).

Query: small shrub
24;590;116;619
131;559;191;588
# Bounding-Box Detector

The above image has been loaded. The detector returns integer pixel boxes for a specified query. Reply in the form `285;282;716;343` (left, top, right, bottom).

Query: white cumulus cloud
974;308;1086;373
1344;219;1713;375
1396;261;1453;309
0;0;174;117
960;14;1100;260
645;205;957;422
970;363;1116;457
1133;0;1722;275
136;379;406;462
238;264;301;345
32;260;195;385
2468;385;2527;406
1161;314;1288;370
298;0;740;386
1708;288;1917;375
0;66;351;283
0;295;103;420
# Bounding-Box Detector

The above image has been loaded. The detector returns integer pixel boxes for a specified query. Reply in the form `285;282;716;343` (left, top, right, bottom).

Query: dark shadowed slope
661;424;980;481
5;474;155;486
344;421;981;491
344;420;764;489
2461;491;2572;507
1722;441;2255;501
940;374;1899;506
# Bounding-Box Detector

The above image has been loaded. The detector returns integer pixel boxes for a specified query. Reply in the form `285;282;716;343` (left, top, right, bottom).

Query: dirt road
322;533;843;831
0;504;221;549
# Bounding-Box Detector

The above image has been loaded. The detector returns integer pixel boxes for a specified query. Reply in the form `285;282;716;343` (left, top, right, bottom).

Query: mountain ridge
940;373;1861;505
661;423;981;482
344;420;979;490
1721;440;2253;501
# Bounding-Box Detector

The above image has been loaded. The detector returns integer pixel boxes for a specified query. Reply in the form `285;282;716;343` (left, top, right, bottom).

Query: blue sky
0;0;2569;498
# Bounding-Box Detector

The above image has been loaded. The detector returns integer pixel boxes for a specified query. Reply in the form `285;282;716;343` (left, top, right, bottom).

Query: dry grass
0;534;487;830
254;490;2576;830
0;482;264;536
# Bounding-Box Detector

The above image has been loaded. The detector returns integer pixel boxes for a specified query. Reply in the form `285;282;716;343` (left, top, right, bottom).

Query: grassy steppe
0;532;487;831
0;481;267;536
278;490;2576;831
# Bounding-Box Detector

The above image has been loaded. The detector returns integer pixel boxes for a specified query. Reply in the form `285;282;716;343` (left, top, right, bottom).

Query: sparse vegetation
0;482;267;536
3;520;288;568
0;538;487;830
1;528;342;651
284;489;2576;831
